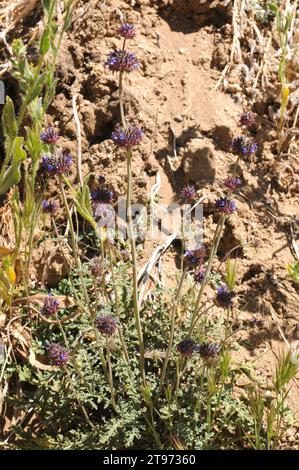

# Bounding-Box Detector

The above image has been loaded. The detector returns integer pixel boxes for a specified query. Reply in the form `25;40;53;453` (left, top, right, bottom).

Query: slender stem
126;150;145;383
119;71;127;129
56;317;95;429
148;401;162;448
118;38;144;382
59;177;117;405
119;38;127;129
159;267;187;393
64;366;95;430
175;358;181;402
190;304;214;331
59;177;92;315
106;336;117;412
72;93;83;189
188;215;226;336
107;237;120;316
118;326;130;364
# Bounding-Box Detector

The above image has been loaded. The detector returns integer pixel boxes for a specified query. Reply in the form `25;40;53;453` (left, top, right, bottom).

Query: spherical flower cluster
41;150;73;176
118;23;136;39
180;185;197;202
98;175;106;184
248;316;264;328
96;315;117;335
92;188;115;205
40;294;60;317
89;256;103;277
231;136;258;157
111;125;143;149
46;342;69;367
184;246;208;267
215;197;237;214
223;177;241;191
40;126;59;145
215;284;235;308
42;199;59;215
105;50;139;72
198;342;221;360
177;339;200;357
239;111;255;129
194;265;206;283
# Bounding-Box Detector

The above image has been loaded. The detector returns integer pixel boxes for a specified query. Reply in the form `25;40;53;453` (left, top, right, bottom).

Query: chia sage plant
0;7;298;451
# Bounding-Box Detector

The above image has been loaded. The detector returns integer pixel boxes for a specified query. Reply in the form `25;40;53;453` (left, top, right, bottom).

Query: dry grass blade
14;294;75;308
0;0;39;31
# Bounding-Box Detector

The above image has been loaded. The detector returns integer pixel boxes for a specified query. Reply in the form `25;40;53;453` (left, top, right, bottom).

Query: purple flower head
177;339;200;357
93;203;115;228
239;111;255;129
42;199;59;215
98;175;106;185
40;294;60;317
89;256;103;277
252;238;261;248
215;284;235;308
198;342;221;360
248;316;264;328
96;315;117;335
111;125;143;149
185;246;208;266
92;188;115;205
231;136;258;157
118;23;136;39
215;197;237;214
231;136;245;155
40;126;59;145
105;50;139;72
41;150;73;176
46;342;69;367
194;265;206;283
184;246;208;267
248;141;258;155
180;185;197;202
223;177;241;191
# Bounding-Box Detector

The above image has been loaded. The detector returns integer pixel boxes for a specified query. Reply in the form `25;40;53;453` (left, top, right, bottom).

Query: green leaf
2;96;17;141
269;2;278;14
40;28;51;55
27;73;46;104
25;125;42;163
62;2;73;32
43;0;51;13
0;137;26;195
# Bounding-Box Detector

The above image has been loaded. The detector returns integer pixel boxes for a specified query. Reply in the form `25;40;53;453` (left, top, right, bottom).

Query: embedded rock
182;138;217;184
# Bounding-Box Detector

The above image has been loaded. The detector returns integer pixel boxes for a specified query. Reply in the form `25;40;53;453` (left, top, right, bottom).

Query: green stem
188;215;226;336
59;176;115;404
159;267;187;393
126;150;145;383
119;38;127;129
59;177;92;315
56;318;95;429
107;237;120;316
106;336;117;412
118;326;130;364
64;366;95;430
119;71;126;129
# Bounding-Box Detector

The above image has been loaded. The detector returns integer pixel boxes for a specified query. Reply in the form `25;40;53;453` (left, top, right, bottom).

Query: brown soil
1;0;299;447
